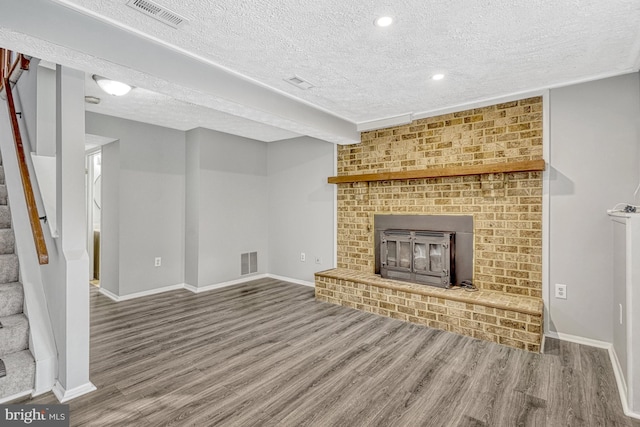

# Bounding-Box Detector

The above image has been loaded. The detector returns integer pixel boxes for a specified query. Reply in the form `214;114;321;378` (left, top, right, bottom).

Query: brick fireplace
315;97;544;352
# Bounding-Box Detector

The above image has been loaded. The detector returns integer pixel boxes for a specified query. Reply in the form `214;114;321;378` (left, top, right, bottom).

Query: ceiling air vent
285;76;314;90
126;0;188;28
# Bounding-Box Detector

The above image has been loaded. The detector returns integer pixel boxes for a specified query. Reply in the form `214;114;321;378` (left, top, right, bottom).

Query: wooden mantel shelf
327;159;546;184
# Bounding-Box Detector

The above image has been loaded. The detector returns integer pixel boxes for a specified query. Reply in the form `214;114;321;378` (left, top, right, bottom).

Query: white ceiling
1;0;640;144
83;74;300;142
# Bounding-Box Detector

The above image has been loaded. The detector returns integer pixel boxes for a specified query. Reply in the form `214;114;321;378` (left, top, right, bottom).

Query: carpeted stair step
0;185;6;206
0;350;35;400
0;314;28;357
0;165;4;185
0;254;18;284
0;206;11;229
0;283;23;318
0;229;15;255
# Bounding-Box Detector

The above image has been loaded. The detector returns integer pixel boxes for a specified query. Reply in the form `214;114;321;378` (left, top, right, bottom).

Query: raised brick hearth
317;97;544;352
315;269;543;352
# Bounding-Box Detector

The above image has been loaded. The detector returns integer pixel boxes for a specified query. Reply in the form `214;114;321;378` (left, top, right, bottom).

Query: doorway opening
86;148;102;287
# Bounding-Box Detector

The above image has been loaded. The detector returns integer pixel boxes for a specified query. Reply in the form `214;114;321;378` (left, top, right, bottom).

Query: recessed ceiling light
374;16;393;27
92;75;133;96
432;74;445;81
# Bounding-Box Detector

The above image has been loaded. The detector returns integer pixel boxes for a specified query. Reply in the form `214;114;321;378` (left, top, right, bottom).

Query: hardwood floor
17;278;640;426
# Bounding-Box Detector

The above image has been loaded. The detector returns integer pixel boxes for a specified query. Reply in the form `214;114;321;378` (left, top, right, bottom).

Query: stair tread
0;350;35;400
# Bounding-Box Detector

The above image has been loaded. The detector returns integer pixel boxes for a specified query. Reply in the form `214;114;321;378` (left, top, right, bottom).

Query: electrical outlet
154;257;162;267
300;252;306;262
555;283;567;299
315;256;322;264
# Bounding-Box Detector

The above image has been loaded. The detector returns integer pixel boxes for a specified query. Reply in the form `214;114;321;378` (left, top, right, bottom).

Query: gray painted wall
90;118;336;293
100;141;120;295
86;113;186;296
185;128;269;286
268;137;335;283
548;72;640;341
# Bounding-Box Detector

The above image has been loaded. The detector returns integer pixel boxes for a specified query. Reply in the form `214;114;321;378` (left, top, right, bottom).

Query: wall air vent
241;252;258;275
284;76;314;90
126;0;188;28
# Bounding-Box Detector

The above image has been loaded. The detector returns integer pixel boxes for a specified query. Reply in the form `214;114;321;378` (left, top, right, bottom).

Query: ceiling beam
0;0;360;144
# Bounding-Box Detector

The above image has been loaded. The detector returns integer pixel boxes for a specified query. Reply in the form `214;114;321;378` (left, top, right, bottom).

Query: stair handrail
0;50;30;94
1;51;48;265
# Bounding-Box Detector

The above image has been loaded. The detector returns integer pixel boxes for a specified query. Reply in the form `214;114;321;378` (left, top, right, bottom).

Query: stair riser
0;206;10;229
0;317;29;357
0;256;18;284
0;230;15;255
0;284;22;318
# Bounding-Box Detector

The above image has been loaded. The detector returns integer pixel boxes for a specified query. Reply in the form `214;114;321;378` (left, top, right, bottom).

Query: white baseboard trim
185;274;268;294
0;389;33;404
267;274;315;288
99;284;185;302
97;274;314;302
52;381;96;403
99;274;303;301
607;346;637;419
98;287;119;302
546;331;640;419
545;331;612;349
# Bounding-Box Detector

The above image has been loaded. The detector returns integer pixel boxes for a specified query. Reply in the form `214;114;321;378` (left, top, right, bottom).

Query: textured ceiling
3;0;640;142
84;75;300;142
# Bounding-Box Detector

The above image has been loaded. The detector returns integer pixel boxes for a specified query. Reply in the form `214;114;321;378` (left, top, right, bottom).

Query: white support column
35;61;56;157
52;65;95;402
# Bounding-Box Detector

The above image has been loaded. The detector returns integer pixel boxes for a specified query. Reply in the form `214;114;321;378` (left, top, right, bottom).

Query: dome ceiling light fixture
92;75;133;96
432;73;445;81
374;16;394;27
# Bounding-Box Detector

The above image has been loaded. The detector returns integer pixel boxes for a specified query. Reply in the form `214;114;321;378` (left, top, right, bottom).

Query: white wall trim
32;356;56;397
99;283;184;302
610;346;640;419
546;331;611;349
546;331;640;419
542;90;551;335
97;273;317;302
609;345;631;414
412;90;548;122
0;390;33;404
267;274;315;288
357;113;413;132
51;380;96;403
410;70;637;124
185;274;268;294
333;143;338;269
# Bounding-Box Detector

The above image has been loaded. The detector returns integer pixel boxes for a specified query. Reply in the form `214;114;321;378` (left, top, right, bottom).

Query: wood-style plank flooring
18;278;640;426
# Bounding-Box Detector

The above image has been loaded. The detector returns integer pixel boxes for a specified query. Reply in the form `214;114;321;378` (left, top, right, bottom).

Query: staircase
0;157;35;400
